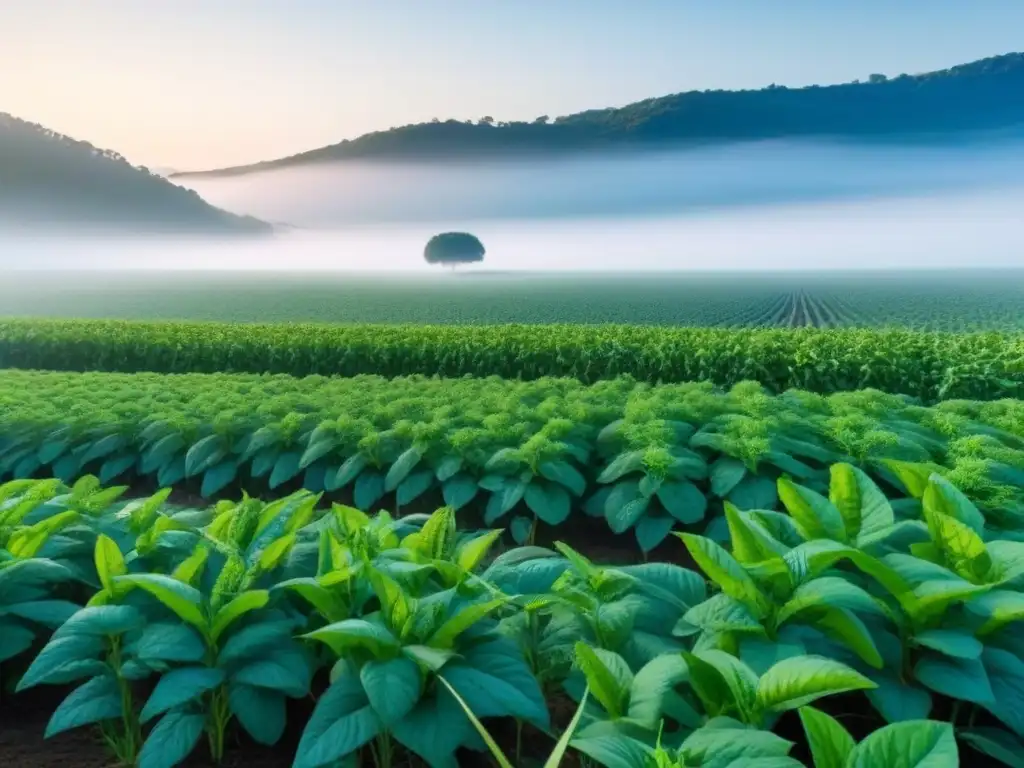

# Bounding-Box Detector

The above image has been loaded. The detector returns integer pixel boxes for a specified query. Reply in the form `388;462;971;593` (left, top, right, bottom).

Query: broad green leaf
353;471;385;511
396;470;434;506
847;720;958;768
776;577;885;626
914;655;993;705
539;459;587;497
456;529;502;573
438;675;516;768
778;477;846;543
140;666;225;723
865;674;933;724
724;503;788;565
686;649;759;719
428;598;504;649
923;475;985;535
402;644;455;672
228;683;286;746
217;621;294;666
269;451;302;489
982;647;1024;737
880;460;938;499
678;533;768;617
93;534;126;593
682;593;764;636
53;604;145;639
754;655;875;712
133;622;205;663
441;473;479;510
628;653;698;729
232;648;312;698
606;484;650;534
829;463;894;544
711;457;748;498
434;455;463;482
912;628;983;660
274;577;348;623
575;642;630;719
2;600;79;628
172;545;209;586
598;450;645;483
305;618;401;657
923;507;992;582
44;674;122;738
210;589;269;642
184;434;224;478
16;634;105;690
443;637;549;728
115;574;206;631
138;710;206;768
657;479;708;524
959;728;1024;768
814;607;884;669
258;532;296;572
201;460;237;497
634;515;675;553
728;474;779;511
680;720;798;765
967;589;1024;636
360;656;422;726
525;481;571;526
798;706;855;768
331;453;368;490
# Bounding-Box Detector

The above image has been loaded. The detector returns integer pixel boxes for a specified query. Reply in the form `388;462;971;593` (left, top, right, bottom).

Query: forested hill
0;113;271;235
175;52;1024;178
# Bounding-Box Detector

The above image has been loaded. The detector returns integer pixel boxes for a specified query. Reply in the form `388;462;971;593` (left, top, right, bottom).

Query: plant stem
950;700;962;726
515;719;523;765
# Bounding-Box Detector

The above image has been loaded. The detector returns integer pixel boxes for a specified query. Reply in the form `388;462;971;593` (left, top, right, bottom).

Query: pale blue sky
2;1;1022;170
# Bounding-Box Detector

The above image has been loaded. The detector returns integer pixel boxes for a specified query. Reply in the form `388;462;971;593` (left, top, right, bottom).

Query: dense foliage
2;319;1021;401
8;465;1024;767
175;52;1024;174
2;370;1024;554
0;113;270;234
5;272;1024;330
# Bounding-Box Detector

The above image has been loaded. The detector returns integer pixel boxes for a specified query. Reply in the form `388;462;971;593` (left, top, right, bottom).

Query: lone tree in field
424;232;485;269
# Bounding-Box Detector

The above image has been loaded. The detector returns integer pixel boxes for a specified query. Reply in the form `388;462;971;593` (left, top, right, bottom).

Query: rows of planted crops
1;462;1020;767
1;319;1022;400
2;371;1024;553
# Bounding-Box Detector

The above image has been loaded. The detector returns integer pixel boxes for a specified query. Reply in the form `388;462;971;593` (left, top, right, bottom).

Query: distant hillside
0;114;271;235
175;52;1024;179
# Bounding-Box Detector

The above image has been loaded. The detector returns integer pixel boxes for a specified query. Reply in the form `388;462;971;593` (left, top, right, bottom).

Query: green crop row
1;318;1022;400
2;370;1024;553
3;466;1022;767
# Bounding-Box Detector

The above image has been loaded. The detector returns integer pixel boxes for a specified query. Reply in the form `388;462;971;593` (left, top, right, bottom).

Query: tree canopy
424;232;485;267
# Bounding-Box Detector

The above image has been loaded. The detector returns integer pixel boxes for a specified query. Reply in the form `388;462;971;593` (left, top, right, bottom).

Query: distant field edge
0;318;1021;402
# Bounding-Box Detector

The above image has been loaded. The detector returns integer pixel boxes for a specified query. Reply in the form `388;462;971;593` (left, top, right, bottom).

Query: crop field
2;319;1022;402
2;367;1024;548
1;456;1022;766
2;269;1024;329
3;270;1024;767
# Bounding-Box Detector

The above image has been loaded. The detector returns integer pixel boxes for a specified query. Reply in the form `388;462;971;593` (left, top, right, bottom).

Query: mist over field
4;138;1024;271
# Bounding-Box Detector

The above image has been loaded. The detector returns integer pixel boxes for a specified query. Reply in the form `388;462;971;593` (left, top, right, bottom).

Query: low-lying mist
2;138;1024;272
175;138;1024;226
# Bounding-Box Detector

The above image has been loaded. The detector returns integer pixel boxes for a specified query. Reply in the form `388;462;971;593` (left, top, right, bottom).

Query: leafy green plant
798;705;958;767
102;532;314;767
295;541;549;767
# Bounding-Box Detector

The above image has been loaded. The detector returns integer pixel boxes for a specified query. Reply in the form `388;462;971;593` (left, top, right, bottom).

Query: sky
2;1;1023;171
